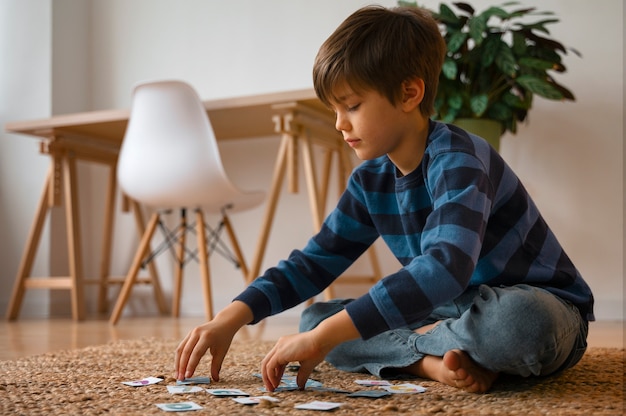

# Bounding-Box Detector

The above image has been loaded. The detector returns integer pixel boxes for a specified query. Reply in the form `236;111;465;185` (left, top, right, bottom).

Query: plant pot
452;118;502;152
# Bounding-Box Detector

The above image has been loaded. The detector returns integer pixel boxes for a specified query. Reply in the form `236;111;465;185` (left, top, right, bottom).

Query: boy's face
328;82;425;166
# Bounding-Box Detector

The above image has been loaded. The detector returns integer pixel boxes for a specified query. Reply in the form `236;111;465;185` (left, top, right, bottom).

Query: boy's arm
174;300;253;381
261;309;360;391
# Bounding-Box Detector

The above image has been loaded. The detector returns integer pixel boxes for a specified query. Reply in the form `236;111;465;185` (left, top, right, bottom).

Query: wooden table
5;88;380;321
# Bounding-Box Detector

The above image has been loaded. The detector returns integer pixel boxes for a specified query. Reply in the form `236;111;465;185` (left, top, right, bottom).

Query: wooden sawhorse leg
6;166;54;320
6;154;86;321
97;164;118;314
246;133;291;284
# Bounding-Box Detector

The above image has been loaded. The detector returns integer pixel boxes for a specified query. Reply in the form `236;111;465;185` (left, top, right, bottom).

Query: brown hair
313;5;445;116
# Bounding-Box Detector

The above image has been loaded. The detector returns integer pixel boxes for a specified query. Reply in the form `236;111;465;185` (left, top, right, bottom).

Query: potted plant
401;1;579;150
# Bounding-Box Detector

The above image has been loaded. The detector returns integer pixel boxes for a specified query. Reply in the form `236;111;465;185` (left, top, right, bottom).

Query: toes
442;350;497;393
442;350;462;372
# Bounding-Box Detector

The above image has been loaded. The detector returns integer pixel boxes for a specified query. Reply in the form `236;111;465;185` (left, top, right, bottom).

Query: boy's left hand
260;309;360;392
261;331;329;391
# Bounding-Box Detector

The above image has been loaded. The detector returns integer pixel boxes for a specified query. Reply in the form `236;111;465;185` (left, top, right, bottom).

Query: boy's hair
313;5;446;116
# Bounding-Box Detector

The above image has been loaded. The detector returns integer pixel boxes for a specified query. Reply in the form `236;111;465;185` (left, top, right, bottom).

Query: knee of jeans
476;286;558;332
299;299;351;333
470;286;562;375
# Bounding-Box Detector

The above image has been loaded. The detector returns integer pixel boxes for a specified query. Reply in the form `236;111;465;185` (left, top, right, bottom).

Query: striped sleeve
234;174;380;324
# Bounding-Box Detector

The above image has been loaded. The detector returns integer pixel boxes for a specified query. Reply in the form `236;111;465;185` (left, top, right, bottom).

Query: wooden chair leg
172;209;187;318
129;200;167;315
195;210;213;321
222;213;249;281
109;212;160;325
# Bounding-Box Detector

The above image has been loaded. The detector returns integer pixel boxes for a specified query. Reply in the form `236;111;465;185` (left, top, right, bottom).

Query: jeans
300;284;588;379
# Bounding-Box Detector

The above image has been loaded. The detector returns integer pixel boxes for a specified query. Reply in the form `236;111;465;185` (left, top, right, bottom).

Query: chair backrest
118;80;264;212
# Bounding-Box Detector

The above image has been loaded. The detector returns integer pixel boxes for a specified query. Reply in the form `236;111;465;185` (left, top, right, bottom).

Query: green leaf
519;57;555;70
442;58;458;79
487;102;514;122
509;7;536;18
468;15;487;46
516;75;564;99
502;91;530;109
552;83;576;101
441;107;458;123
447;31;468;53
480;6;509;20
495;45;517;76
437;3;460;24
529;47;562;63
434;95;445;114
481;36;502;67
448;94;463;110
453;2;475;16
470;94;489;116
521;30;567;54
517;18;560;35
512;32;527;55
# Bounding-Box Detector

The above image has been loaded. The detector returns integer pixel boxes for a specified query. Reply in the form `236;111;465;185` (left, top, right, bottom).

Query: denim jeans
300;284;588;379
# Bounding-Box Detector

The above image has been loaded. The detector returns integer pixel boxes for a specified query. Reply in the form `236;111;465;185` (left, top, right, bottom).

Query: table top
5;88;331;145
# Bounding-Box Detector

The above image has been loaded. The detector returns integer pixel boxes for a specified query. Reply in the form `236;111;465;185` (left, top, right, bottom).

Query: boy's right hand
174;301;254;382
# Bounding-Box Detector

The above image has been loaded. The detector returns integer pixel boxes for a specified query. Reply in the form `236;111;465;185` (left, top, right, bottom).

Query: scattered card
206;388;250;397
122;376;163;387
347;390;391;398
307;386;352;394
155;401;203;412
257;383;325;392
381;383;427;394
166;385;204;394
355;379;392;386
254;373;323;392
176;376;211;385
294;400;342;411
258;385;298;393
233;396;280;405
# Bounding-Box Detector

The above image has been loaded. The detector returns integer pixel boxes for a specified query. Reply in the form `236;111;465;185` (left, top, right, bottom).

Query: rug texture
0;338;623;415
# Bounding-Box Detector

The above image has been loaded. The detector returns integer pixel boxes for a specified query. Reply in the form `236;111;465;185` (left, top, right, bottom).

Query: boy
174;5;594;393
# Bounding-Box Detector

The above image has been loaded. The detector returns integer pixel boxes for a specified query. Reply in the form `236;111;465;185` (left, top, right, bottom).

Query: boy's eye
347;103;361;112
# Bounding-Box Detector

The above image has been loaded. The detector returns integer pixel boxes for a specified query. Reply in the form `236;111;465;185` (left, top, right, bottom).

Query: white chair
109;80;265;325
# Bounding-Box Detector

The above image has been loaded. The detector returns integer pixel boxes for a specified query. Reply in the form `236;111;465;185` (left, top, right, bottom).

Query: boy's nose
335;113;350;132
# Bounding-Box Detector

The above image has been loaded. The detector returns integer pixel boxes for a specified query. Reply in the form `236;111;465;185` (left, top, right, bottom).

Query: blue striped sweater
235;120;594;339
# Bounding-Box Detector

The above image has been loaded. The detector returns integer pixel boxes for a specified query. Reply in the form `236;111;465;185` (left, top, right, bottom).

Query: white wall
0;1;53;316
0;0;622;321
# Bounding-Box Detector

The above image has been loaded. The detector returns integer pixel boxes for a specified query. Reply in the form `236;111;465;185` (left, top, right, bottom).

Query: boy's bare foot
404;349;498;393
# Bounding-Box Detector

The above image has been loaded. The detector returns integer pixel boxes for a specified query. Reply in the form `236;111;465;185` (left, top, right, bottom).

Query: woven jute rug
0;338;623;415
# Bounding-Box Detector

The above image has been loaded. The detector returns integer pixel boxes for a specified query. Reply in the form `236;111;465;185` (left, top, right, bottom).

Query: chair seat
137;187;265;214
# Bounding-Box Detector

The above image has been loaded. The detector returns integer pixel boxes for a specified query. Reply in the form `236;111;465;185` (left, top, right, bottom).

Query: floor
0;315;623;362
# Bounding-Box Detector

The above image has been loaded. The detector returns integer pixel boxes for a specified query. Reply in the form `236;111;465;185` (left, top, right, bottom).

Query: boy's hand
174;301;253;382
174;320;233;382
261;309;360;391
261;331;328;391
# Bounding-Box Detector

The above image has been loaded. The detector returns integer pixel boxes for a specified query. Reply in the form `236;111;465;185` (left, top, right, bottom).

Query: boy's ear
400;78;425;112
